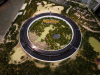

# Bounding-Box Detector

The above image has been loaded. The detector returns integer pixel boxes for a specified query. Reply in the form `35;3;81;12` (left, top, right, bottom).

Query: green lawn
89;37;100;53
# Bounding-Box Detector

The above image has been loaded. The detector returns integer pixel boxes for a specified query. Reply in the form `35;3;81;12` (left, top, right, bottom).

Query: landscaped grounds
28;17;72;50
0;0;100;74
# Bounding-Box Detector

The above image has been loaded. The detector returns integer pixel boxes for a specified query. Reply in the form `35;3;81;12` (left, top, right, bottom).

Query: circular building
20;13;81;62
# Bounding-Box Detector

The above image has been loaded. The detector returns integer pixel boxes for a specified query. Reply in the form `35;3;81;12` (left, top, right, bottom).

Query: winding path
66;5;72;14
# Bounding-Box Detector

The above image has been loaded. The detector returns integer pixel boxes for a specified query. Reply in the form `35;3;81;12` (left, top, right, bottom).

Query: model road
20;13;81;62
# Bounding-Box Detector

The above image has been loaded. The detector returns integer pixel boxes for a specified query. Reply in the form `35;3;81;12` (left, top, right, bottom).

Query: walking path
82;25;100;33
66;5;72;14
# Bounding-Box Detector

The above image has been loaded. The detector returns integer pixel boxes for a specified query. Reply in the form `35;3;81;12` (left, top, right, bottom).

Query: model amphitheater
28;17;72;51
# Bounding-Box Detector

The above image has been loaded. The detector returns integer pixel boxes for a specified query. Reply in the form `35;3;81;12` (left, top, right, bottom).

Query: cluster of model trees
45;25;72;50
29;17;72;50
81;32;99;61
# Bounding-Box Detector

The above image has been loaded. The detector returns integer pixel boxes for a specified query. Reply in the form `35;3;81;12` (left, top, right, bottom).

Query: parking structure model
20;12;82;62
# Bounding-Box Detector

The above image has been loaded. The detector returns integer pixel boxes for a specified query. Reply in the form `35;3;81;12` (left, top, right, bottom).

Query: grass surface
89;37;100;53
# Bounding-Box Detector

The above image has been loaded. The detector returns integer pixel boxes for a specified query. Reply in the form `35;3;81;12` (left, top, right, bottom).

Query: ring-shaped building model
20;13;81;62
